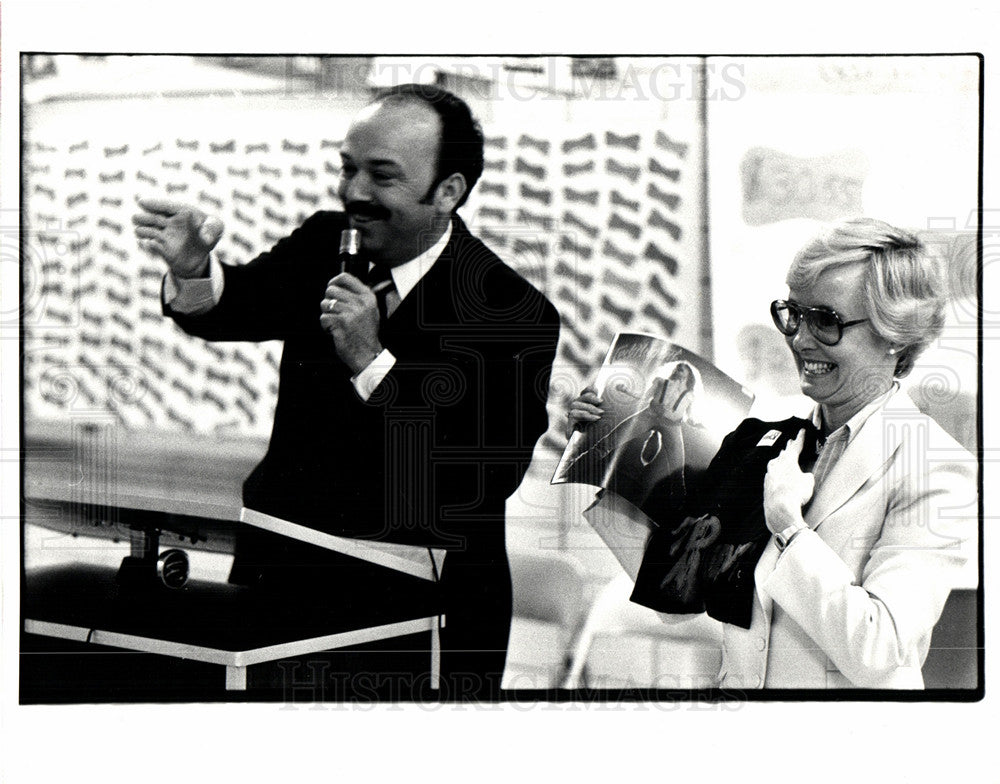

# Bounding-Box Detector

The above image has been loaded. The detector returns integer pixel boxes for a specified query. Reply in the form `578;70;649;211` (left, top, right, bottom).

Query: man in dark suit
132;84;560;699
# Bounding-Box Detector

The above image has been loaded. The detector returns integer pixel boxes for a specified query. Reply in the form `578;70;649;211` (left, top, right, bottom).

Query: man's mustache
346;202;391;221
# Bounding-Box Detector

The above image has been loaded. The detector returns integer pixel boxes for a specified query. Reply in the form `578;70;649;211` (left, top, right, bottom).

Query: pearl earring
888;347;898;356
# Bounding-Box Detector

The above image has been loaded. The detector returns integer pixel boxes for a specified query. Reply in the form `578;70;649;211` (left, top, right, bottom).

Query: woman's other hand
566;386;604;438
763;428;815;533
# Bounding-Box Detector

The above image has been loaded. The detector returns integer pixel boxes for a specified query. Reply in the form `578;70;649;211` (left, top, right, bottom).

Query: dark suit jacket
631;416;819;628
165;212;560;684
167;211;558;547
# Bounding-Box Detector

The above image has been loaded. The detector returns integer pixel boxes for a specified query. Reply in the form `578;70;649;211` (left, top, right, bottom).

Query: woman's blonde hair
786;217;946;377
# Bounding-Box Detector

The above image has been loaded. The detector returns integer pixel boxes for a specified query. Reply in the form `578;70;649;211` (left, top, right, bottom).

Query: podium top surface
23;418;268;522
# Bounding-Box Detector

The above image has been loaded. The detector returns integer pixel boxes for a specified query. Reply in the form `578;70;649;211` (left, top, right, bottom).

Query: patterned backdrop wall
22;77;704;447
24;128;345;437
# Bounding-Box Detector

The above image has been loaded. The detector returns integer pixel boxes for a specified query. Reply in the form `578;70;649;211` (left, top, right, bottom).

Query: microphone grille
339;228;361;256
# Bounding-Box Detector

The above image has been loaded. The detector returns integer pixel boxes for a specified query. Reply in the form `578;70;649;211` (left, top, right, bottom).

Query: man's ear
432;173;467;213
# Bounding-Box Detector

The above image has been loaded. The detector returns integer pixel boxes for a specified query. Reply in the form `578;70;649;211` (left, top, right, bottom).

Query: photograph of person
15;54;980;706
3;18;991;784
598;359;704;517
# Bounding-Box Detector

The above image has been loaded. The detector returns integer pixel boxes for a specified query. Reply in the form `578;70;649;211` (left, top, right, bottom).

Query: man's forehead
344;99;441;149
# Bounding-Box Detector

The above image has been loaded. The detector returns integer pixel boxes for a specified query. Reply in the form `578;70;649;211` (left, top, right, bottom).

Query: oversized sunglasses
770;299;868;346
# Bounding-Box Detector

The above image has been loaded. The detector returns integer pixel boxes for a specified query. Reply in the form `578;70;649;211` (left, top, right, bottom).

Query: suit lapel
803;392;907;529
381;220;460;332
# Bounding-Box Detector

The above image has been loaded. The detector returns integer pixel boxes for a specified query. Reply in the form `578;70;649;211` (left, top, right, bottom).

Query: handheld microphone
338;229;366;277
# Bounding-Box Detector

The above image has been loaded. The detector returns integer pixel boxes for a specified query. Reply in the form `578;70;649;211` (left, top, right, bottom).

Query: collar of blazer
802;386;912;529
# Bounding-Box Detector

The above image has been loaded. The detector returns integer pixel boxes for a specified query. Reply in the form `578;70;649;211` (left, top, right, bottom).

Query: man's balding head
372;83;484;210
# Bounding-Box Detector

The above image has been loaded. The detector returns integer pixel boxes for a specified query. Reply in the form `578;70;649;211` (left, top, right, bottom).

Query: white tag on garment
756;429;783;447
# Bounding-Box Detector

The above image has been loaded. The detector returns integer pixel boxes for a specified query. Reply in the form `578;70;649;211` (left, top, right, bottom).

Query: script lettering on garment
702;541;755;582
659;514;721;604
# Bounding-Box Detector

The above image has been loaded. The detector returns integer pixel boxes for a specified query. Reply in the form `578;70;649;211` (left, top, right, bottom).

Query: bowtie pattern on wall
23;118;695;443
23;134;344;436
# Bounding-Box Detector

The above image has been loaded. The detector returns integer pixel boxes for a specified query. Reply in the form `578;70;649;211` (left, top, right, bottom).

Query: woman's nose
790;321;818;351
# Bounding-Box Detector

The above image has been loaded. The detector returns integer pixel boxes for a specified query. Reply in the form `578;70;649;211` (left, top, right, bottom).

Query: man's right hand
566;385;604;438
132;198;225;278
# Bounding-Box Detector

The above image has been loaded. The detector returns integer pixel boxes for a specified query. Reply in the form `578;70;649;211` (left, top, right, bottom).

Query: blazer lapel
803;393;906;529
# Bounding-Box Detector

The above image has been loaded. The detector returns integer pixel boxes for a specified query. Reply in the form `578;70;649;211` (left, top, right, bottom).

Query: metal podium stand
22;421;446;694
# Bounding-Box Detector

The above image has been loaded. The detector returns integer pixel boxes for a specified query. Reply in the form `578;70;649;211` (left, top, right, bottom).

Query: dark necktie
366;264;397;321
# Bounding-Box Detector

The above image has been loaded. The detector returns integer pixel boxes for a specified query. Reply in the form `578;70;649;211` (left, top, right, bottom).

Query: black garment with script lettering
631;416;821;629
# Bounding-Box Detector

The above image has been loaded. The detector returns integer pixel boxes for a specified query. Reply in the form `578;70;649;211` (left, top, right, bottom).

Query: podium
22;421;447;696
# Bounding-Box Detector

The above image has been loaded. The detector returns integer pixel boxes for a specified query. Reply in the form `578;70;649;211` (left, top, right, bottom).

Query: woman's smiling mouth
801;359;837;376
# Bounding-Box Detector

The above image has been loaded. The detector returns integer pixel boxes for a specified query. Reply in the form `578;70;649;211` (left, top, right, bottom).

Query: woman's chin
798;367;837;402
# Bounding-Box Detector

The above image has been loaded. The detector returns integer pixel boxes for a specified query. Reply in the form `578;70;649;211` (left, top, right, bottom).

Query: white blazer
719;389;977;689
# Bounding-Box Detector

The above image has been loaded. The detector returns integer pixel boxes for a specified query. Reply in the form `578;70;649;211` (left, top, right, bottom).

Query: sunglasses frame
770;299;868;346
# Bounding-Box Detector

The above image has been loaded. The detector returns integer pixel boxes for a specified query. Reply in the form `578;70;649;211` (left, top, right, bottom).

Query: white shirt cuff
163;255;223;315
351;349;397;401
